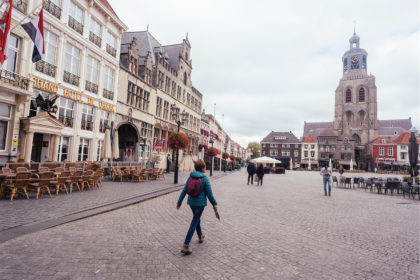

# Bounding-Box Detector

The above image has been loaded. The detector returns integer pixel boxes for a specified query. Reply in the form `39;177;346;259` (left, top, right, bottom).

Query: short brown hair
194;160;206;172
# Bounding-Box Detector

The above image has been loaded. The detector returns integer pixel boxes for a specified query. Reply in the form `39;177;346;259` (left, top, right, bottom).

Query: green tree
247;142;261;159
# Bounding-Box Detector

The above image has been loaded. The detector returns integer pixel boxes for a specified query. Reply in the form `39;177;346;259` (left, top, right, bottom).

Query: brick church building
303;31;412;170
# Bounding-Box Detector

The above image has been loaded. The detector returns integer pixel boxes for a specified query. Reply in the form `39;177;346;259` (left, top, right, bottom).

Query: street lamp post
209;136;214;177
170;103;188;184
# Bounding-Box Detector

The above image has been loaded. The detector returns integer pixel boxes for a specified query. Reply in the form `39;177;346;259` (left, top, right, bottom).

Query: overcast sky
110;0;420;147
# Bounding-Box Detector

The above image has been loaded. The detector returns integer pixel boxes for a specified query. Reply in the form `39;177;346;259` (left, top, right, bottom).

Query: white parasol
308;158;311;170
350;158;354;170
112;130;119;159
101;128;112;160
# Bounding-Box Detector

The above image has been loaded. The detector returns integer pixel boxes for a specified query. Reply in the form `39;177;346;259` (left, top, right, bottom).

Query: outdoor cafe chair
91;170;102;189
81;170;94;191
339;176;346;188
1;167;13;175
69;171;83;193
29;171;53;199
38;167;50;173
140;169;148;181
55;167;64;173
3;172;31;201
353;177;361;188
401;182;412;198
50;171;70;196
112;167;125;182
158;169;165;180
364;179;374;192
16;166;29;173
131;168;142;182
332;176;338;188
344;177;352;188
384;181;401;195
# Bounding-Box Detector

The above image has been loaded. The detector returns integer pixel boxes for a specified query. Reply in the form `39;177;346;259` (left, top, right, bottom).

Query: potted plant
198;144;208;153
222;152;229;160
168;132;189;150
206;147;219;157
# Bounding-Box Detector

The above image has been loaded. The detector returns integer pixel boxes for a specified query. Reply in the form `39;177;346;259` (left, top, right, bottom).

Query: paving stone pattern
0;170;419;279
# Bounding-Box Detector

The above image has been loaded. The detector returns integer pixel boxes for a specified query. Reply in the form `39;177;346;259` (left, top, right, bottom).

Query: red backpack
187;177;202;197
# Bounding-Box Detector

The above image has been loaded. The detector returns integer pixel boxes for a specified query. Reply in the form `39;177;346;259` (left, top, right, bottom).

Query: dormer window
129;56;137;74
381;139;386;144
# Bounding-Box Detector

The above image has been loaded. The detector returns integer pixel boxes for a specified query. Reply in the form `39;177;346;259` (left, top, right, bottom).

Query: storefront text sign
99;101;115;112
63;88;82;101
33;77;59;94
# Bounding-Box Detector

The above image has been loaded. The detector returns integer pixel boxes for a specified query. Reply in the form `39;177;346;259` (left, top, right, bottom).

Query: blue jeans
184;206;204;246
257;175;263;185
323;177;331;195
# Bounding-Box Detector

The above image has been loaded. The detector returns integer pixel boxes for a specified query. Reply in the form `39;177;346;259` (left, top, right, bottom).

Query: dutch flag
21;9;44;63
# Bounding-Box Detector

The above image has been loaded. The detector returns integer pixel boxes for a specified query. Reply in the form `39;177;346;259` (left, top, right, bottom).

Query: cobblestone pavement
0;170;418;280
0;171;226;232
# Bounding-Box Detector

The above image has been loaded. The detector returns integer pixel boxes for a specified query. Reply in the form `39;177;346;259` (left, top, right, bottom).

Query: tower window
345;89;352;103
359;88;365;102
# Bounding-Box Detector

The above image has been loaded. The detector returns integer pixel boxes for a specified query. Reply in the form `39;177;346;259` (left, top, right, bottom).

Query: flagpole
9;3;43;33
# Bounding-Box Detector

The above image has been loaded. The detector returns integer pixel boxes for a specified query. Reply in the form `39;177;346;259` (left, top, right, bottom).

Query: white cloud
110;0;420;146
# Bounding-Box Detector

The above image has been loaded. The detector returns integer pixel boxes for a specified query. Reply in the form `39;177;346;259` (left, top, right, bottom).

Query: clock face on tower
351;55;359;69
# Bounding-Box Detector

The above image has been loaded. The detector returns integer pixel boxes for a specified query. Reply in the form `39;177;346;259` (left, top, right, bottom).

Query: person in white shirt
320;165;332;196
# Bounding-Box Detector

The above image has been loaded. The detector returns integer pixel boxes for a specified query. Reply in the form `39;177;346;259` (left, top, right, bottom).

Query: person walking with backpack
177;160;218;255
256;164;265;186
247;162;256;184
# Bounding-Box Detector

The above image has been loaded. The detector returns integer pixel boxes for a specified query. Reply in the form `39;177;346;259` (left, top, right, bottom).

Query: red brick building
372;136;397;166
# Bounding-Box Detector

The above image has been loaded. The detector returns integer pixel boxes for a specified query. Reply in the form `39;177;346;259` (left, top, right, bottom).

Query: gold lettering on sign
99;101;115;112
33;77;59;94
63;88;82;101
87;97;94;105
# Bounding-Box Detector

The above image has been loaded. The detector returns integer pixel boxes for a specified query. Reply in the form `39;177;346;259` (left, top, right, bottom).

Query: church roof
318;127;337;137
261;131;300;144
303;121;333;138
378;118;412;130
121;31;162;66
163;44;183;70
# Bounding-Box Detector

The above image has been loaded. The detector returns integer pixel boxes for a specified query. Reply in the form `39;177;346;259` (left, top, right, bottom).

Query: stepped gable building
303;31;412;170
261;131;301;167
118;31;202;169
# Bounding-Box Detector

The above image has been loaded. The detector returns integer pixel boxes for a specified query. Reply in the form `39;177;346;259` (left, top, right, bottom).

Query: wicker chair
131;168;143;182
69;171;83;193
112;167;125;182
4;172;31;200
50;171;70;195
38;167;50;173
29;172;54;199
80;170;94;191
55;167;65;173
16;167;29;173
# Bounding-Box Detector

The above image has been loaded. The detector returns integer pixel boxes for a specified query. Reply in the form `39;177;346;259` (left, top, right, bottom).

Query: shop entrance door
31;133;43;162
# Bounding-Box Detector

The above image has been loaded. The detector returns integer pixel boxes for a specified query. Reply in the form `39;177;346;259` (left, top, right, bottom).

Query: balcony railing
89;31;102;48
63;71;80;86
81;121;93;131
43;0;61;19
13;0;27;13
58;116;73;128
85;80;98;94
35;60;57;77
106;44;117;57
68;16;83;35
99;122;108;133
103;89;114;100
0;69;30;90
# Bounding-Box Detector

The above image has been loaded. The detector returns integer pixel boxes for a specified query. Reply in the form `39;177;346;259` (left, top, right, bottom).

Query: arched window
345;89;352;103
359;88;365;102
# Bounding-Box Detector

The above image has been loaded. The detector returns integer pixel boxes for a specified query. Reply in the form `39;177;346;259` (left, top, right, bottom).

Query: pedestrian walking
339;165;344;176
256;164;264;186
247;162;256;184
166;153;171;173
320;165;332;196
176;160;218;255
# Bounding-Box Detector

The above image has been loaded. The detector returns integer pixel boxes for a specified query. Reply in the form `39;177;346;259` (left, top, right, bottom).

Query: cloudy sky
110;0;420;147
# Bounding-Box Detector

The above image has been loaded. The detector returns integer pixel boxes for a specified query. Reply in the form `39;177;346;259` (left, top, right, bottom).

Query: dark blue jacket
247;163;256;174
177;171;217;207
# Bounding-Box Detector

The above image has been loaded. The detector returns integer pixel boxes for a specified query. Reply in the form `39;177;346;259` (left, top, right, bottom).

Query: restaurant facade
15;0;127;163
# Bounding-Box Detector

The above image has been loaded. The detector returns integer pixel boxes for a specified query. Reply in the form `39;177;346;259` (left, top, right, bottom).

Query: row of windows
30;94;109;133
264;144;300;148
126;82;150;111
266;150;299;157
66;1;116;47
304;151;315;158
156;70;201;113
345;88;365;103
379;147;394;156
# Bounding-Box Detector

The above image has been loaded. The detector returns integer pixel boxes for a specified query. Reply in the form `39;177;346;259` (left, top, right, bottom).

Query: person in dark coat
256;164;265;186
247;162;256;184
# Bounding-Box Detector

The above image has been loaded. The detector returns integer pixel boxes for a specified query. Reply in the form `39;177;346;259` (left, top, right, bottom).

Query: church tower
333;31;378;148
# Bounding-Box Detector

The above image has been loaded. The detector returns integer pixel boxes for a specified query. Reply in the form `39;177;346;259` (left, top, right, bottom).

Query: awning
339;160;356;166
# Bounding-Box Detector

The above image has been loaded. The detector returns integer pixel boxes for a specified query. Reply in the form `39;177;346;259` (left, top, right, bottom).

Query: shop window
57;136;69;161
0;103;11;150
78;138;89;161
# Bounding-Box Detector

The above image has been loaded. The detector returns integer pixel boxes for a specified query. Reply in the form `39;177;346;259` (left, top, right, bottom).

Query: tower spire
353;20;356;35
